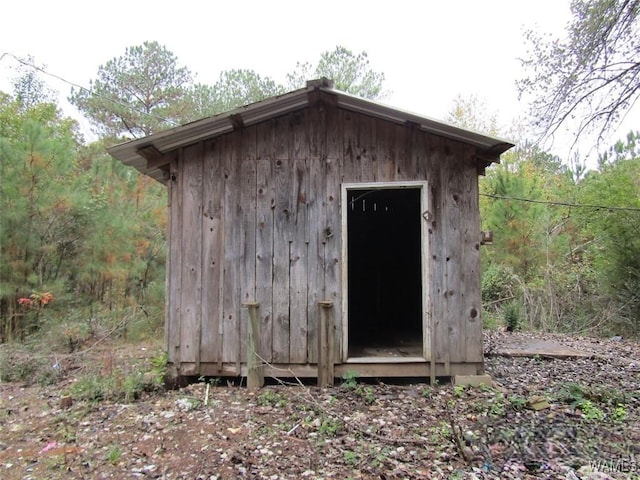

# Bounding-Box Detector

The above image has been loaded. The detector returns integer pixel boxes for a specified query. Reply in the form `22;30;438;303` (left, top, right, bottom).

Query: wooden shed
108;78;514;385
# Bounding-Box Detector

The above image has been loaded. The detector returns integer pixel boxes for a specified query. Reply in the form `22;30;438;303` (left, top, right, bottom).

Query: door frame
341;181;430;361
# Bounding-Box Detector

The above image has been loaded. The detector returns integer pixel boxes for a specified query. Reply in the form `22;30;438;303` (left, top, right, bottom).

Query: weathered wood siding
167;94;483;370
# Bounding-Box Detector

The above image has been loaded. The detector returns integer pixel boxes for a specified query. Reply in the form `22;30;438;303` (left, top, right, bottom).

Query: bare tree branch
519;0;640;147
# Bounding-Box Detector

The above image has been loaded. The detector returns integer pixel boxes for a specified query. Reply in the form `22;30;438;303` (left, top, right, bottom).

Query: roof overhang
107;78;515;182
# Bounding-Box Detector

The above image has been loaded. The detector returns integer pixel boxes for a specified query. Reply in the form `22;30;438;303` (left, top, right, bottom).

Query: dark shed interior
347;188;423;357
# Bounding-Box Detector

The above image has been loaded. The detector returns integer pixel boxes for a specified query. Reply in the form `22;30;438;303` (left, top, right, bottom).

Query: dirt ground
1;331;639;480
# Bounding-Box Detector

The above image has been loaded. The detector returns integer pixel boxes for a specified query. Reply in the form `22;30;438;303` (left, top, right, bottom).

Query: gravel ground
0;332;638;479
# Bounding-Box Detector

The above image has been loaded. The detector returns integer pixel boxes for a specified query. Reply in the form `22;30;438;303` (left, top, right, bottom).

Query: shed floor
349;338;423;358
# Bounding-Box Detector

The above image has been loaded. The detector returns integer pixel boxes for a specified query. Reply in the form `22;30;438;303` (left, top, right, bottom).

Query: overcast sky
1;1;636;164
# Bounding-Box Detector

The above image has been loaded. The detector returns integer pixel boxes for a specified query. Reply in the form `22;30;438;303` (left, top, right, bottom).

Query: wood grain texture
358;114;376;183
442;145;462;372
461;146;484;363
305;101;325;363
289;111;309;363
271;115;291;364
376;120;396;181
324;103;343;362
167;154;182;365
200;139;223;363
245;302;264;389
342;110;359;183
256;121;275;363
222;134;241;369
179;143;203;365
239;126;257;363
428;136;447;366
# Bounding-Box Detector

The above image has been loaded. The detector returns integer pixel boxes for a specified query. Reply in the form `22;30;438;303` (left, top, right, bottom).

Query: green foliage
577;399;605;421
554;382;628;422
0;93;86;339
503;301;522;332
69;40;193;138
555;382;589;404
611;403;628;422
481;264;516;304
599;130;640;165
477;127;640;335
207;69;285;114
257;390;286;407
453;384;466;398
354;385;376;405
481;264;517;330
0;351;59;386
341;370;359;389
0;94;166;340
479;142;593;332
287;45;387;99
508;395;528;410
149;352;168;387
343;450;359;466
319;417;342;436
72;42;387;144
481;145;567;281
10;56;56;110
69;368;152;403
487;392;506;418
575;149;640;334
107;444;122;465
447;94;500;135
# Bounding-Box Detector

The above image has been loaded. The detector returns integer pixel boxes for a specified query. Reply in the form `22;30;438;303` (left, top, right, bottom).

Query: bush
503;301;522;332
481;264;516;304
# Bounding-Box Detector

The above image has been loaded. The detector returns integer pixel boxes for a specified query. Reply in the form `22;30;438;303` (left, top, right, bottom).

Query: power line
480;193;640;212
0;52;180;129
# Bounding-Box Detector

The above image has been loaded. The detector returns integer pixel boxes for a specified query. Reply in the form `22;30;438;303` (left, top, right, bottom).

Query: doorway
342;182;428;359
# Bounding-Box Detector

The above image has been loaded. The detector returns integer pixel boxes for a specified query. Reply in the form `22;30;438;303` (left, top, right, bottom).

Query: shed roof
107;78;514;182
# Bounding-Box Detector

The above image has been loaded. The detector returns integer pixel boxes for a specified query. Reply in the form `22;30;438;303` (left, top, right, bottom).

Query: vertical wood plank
245;302;264;389
256;121;274;363
164;159;171;365
406;124;421;179
317;301;335;386
272;115;291;364
442;140;465;371
427;136;446;367
201;139;223;364
339;108;357;357
167;153;182;365
289;111;309;364
323;93;342;161
416;133;433;362
222;133;241;368
240;126;258;364
394;123;411;181
461;147;483;363
342;109;359;183
376;120;395;182
180;143;203;365
306;102;325;364
324;103;343;362
418;128;437;181
358;114;376;183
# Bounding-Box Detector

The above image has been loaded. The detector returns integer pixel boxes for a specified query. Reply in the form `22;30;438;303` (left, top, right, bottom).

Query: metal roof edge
319;86;514;155
107;80;515;182
106;85;312;167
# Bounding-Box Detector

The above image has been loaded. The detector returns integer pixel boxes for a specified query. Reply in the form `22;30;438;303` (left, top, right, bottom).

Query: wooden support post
318;301;335;387
243;302;264;389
